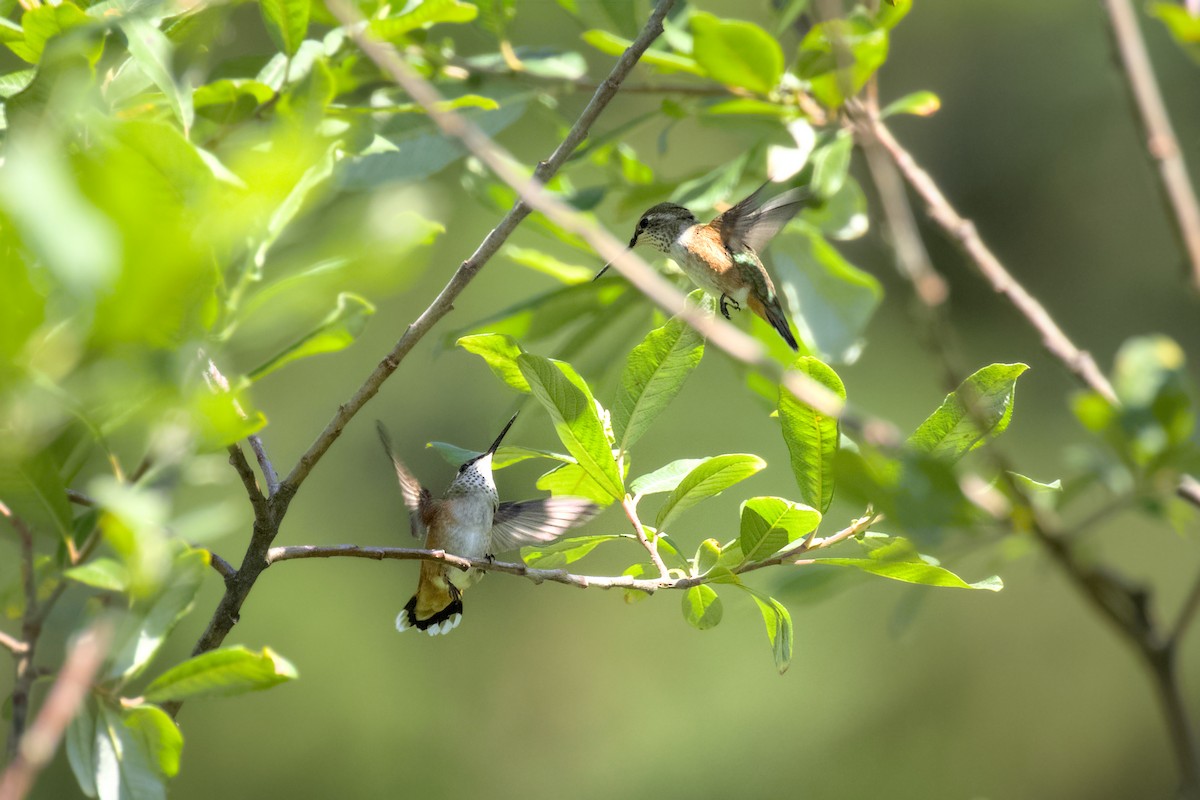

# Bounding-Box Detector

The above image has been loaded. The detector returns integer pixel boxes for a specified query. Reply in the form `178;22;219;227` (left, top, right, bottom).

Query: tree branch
1102;0;1200;291
0;631;27;657
265;513;879;591
865;114;1200;513
247;435;279;498
622;496;671;579
0;622;111;800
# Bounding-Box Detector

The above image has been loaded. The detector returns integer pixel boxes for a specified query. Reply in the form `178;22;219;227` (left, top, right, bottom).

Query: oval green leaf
457;332;530;393
682;584;723;630
779;356;845;513
691;12;783;95
143;645;299;702
655;454;766;532
908;363;1029;462
612;312;705;454
738;496;822;563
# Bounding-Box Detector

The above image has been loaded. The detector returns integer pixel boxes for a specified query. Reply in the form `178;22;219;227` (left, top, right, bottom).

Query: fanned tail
749;294;799;351
395;563;464;636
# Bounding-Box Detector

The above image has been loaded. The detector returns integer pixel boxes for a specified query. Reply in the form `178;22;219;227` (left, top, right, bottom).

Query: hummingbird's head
445;413;517;500
629;203;696;253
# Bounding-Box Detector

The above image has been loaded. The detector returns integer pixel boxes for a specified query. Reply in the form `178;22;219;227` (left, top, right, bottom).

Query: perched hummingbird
595;182;809;351
376;414;599;636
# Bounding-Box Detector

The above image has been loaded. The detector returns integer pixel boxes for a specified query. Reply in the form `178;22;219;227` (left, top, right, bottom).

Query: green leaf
448;280;628;346
682;584;723;630
656;454;766;532
695;538;722;575
812;534;1003;591
881;90;940;118
65;558;129;592
738;496;821;563
520;534;626;569
248;292;375;380
908;363;1029;462
95;703;175;800
582;30;704;75
629;458;706;497
463;48;587;80
120;18;193;132
457;333;530;393
797;16;889;108
7;2;96;64
779;356;845;513
504;245;593;284
0;449;72;541
66;697;97;798
739;586;793;674
705;98;792;117
612;309;705;455
772;228;881;363
810;131;854;199
143;646;298;703
368;0;478;40
428;442;565;470
123;705;183;779
517;354;624;501
260;0;309;57
536;462;619;506
107;547;210;682
691;12;783;95
1150;3;1200;63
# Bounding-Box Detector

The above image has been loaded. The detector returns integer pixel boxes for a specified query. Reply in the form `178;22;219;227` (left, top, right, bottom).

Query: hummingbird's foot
719;294;741;319
484;552;496;563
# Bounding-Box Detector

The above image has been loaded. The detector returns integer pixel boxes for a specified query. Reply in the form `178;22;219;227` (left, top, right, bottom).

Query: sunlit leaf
517;354;624;501
143;646;298;702
457;333;530;393
582;29;704;75
612;306;705;455
629;458;706;497
682;583;723;629
260;0;309;57
739;585;793;674
65;558;130;592
691;12;783;95
881;90;940;118
248;292;375;380
909;363;1029;462
521;534;627;569
738;496;821;563
779;356;845;513
656;455;766;532
812;534;1002;591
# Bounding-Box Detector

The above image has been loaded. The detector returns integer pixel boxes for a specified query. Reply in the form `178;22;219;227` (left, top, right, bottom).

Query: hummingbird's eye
637;218;648;231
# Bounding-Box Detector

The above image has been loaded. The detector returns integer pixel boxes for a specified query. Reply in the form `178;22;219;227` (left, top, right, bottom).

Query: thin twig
226;444;267;520
622;496;670;579
265;513;879;591
64;490;95;507
1173;568;1200;645
247;436;279;497
206;550;237;580
1102;0;1200;291
0;622;111;800
0;631;27;656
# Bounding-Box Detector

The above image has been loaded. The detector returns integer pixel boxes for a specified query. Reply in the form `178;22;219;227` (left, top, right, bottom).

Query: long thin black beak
486;412;519;455
593;243;633;282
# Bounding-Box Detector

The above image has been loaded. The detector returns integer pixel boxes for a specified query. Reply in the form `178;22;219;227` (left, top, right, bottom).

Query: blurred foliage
0;0;1198;797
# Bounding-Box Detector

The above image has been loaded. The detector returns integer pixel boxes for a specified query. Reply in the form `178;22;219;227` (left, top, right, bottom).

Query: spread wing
713;182;810;254
376;421;433;540
490;497;601;552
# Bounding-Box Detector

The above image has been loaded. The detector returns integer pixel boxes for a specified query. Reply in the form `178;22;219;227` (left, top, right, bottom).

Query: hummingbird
595;181;809;351
376;413;600;636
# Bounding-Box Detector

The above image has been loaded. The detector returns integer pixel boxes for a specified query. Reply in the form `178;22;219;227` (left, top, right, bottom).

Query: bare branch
0;622;111;800
265;513;879;591
0;631;27;656
247;435;279;498
622;496;671;579
227;444;267;522
64;490;95;507
206;550;237;580
1102;0;1200;290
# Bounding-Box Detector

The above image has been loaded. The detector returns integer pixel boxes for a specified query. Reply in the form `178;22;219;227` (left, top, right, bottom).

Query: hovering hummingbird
595;182;809;351
376;413;599;636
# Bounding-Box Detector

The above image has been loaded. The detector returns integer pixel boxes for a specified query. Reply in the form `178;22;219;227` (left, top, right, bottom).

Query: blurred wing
714;182;811;254
490;497;601;552
376;421;433;539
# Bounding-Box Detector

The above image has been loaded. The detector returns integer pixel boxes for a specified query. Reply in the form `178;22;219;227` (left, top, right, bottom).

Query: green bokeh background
11;0;1200;797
